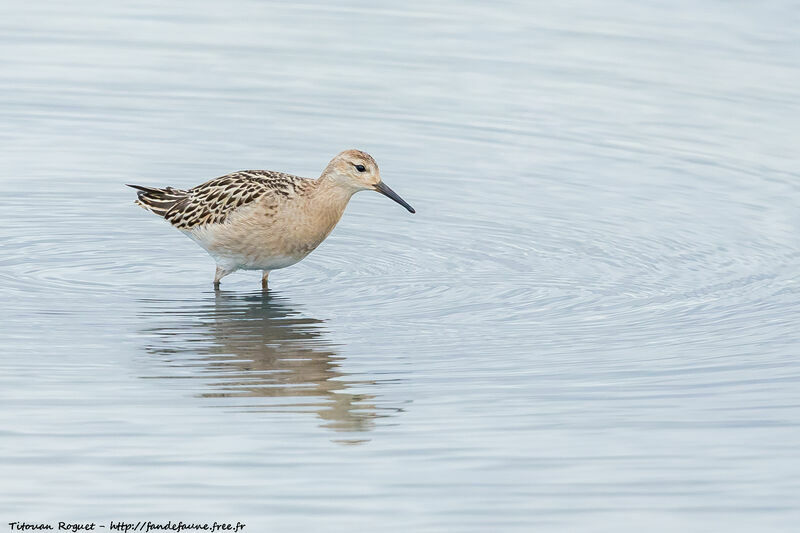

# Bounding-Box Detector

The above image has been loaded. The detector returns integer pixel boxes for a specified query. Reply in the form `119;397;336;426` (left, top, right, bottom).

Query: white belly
184;225;306;271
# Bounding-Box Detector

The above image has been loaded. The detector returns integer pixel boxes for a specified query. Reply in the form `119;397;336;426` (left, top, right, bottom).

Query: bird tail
126;184;188;218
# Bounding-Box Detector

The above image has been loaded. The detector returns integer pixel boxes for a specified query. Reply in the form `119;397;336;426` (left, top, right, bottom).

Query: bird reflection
139;290;395;438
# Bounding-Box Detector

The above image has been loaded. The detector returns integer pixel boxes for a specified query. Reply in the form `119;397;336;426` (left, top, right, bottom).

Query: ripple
4;182;798;357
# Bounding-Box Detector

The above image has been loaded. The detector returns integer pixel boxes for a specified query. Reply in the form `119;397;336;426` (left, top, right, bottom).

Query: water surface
1;1;800;531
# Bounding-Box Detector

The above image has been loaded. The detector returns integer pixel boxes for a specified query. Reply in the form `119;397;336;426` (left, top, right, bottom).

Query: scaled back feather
127;170;313;230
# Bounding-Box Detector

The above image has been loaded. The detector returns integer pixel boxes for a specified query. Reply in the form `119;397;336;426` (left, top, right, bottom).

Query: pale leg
214;265;233;289
261;270;270;290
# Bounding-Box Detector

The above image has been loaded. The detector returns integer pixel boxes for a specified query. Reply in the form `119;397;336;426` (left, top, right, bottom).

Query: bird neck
310;176;355;221
314;175;355;201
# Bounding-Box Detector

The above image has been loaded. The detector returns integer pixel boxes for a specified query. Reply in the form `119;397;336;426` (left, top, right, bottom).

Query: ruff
128;149;415;289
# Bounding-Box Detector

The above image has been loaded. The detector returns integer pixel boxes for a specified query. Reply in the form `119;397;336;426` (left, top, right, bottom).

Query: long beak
374;181;416;214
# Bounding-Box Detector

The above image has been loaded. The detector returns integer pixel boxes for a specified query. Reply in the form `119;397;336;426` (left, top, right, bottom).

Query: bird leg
261;270;270;290
214;265;232;289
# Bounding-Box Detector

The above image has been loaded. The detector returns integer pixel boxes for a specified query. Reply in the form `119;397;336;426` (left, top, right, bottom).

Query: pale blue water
1;1;800;531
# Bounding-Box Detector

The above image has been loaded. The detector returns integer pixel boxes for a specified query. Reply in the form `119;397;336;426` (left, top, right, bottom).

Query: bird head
322;149;415;213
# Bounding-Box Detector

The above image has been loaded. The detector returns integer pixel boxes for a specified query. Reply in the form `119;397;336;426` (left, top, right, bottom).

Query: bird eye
355;164;366;172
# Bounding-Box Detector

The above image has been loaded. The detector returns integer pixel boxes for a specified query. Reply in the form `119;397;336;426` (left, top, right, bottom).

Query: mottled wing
164;170;308;230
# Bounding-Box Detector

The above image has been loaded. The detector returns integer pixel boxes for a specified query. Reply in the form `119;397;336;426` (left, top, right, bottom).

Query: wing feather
162;170;310;230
